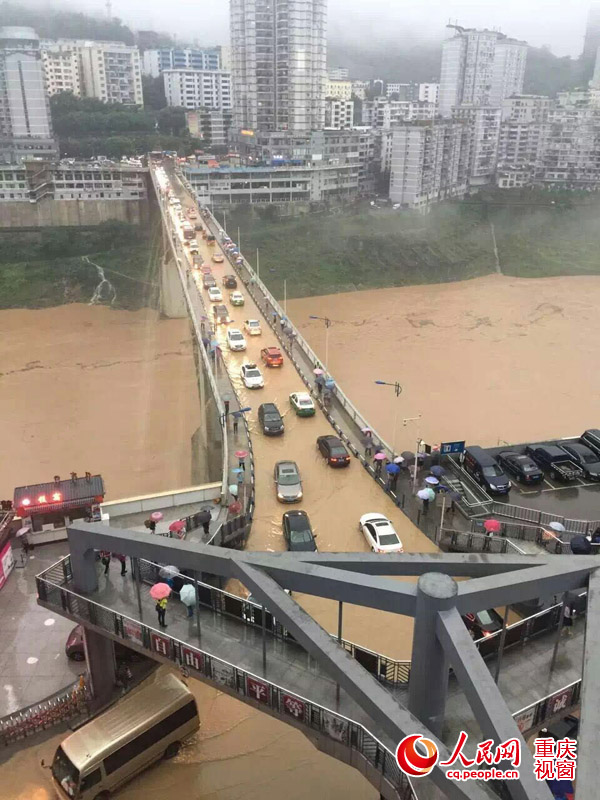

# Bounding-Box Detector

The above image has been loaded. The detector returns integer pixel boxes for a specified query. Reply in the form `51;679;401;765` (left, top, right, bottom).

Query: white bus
50;671;199;799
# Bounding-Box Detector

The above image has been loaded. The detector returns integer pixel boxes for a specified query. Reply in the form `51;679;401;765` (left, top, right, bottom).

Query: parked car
581;428;600;456
223;275;238;288
274;460;303;503
244;319;262;336
559;443;600;480
525;445;583;482
289;392;315;417
230;291;245;306
202;274;217;289
261;346;284;367
226;328;247;351
359;513;403;553
241;362;264;389
212;253;224;263
496;451;544;484
258;402;284;435
462;446;511;494
282;510;317;551
213;304;230;324
316;435;350;467
66;625;141;663
461;608;503;639
207;286;223;302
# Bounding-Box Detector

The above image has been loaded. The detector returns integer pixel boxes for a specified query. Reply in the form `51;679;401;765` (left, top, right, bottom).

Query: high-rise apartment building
142;47;224;77
328;67;349;80
452;105;501;185
583;5;600;61
186;108;233;146
0;27;57;164
325;98;354;129
501;94;552;123
164;70;232;110
230;0;326;133
439;27;527;117
40;40;143;106
418;83;440;104
325;79;352;99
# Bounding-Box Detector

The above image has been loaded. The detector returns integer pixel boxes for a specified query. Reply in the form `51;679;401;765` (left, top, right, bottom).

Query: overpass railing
36;564;415;800
512;679;582;736
439;528;527;556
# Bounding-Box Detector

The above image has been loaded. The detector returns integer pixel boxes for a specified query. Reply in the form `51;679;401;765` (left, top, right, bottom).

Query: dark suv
223;275;237;289
258;402;284;436
462;446;511;494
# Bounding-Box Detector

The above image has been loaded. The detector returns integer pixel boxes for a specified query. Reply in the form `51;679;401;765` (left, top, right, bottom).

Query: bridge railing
439;528;527;556
36;566;415;800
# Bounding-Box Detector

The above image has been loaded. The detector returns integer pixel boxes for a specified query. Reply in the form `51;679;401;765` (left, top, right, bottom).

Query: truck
524;445;583;482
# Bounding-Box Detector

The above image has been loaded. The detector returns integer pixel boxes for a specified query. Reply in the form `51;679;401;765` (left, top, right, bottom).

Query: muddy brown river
2;245;599;797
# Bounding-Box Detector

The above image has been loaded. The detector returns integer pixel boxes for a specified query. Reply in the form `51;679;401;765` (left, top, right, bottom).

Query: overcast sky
35;0;596;56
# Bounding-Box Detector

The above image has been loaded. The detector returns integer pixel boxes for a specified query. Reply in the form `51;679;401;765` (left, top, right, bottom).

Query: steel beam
436;608;552;800
231;560;496;800
572;567;600;800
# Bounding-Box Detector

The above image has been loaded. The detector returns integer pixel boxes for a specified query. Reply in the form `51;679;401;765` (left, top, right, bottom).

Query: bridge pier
83;627;116;708
407;573;458;738
159;256;187;318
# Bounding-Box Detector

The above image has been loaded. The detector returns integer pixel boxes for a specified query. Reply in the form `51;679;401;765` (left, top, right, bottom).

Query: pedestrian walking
563;602;574;635
100;551;111;575
224;399;230;416
272;310;278;326
115;554;127;576
233;414;239;434
389;473;399;493
422;497;430;513
156;596;168;628
238;458;246;471
144;518;156;533
374;456;383;478
199;508;211;536
362;431;373;457
280;316;286;332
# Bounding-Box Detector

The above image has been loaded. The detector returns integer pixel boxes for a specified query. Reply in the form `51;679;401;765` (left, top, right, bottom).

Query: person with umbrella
114;553;127;576
150;583;171;628
373;451;386;478
180;583;197;618
361;428;373;457
417;487;435;512
386;462;401;492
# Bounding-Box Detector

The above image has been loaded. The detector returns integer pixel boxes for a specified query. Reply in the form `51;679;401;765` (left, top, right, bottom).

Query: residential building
0;27;57;164
142;47;224;77
497;119;545;174
418;83;439;104
389;120;470;209
501;94;551;123
325;79;352;100
328;67;349;80
351;80;369;100
163;69;232;110
230;0;326;134
386;83;414;99
452;105;501;186
583;5;600;61
534;104;600;188
41;45;81;96
360;97;436;129
0;160;147;201
40;39;143;106
439;27;527;117
186;108;233;147
325;98;354;129
183;162;359;205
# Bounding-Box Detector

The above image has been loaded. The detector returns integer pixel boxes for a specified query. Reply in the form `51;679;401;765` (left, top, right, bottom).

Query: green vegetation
0;221;160;310
226;192;600;299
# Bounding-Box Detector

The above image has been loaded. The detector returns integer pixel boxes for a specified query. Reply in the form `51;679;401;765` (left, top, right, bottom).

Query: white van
50;671;199;799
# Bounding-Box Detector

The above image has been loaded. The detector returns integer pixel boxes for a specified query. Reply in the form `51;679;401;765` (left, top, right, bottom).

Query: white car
227;328;247;351
207;286;223;302
241;363;264;389
244;319;262;336
359;513;404;553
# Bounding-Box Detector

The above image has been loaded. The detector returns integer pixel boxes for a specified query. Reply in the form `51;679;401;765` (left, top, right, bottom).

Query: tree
157;107;187;136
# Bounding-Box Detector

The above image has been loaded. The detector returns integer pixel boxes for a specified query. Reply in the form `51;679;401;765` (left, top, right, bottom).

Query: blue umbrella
325;379;336;389
430;465;445;477
386;463;401;474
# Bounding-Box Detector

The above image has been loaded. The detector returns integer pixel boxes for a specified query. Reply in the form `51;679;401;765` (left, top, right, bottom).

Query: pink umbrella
235;450;248;459
169;520;186;533
484;519;502;533
149;582;172;600
314;368;325;376
374;452;387;461
150;511;163;522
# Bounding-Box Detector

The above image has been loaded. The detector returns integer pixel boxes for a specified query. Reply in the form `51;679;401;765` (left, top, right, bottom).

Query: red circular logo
396;734;439;777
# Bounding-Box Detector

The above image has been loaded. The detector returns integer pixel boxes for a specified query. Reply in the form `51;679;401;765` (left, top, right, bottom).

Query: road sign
440;441;465;455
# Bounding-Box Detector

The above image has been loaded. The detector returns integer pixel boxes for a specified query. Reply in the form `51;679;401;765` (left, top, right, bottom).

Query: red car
261;347;284;367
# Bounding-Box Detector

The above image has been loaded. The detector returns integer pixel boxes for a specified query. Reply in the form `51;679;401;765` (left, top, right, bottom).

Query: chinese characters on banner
122;619;144;648
282;693;306;720
150;632;171;657
533;738;577;782
322;711;349;744
211;661;236;689
246;676;269;704
181;646;203;672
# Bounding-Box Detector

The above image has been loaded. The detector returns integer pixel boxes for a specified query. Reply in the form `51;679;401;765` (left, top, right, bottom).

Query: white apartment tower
230;0;326;133
164;70;232;110
325;98;354;129
0;27;56;163
439;27;527;117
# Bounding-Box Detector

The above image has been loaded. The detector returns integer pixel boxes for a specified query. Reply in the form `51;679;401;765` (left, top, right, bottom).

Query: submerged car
244;319;262;336
317;435;351;467
289;392;315;417
261;347;284;367
207;286;223;302
274;460;303;503
359;513;403;553
496;451;544;484
212;253;225;263
213;304;230;324
241;363;264;389
230;291;245;306
282;510;317;551
223;275;238;289
227;328;247;351
258;402;284;435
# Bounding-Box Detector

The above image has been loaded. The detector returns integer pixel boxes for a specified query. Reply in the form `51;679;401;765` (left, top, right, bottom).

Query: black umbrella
570;535;592;555
197;508;212;526
401;451;415;464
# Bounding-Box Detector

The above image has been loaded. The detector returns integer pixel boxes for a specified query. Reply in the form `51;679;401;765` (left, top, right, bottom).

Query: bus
50;671;199;799
182;222;194;240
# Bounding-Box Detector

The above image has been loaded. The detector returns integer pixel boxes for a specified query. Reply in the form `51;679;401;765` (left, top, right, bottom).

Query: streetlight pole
256;248;260;282
309;315;332;375
401;414;422;494
284;279;287;315
238;225;241;249
374;380;403;458
223;211;227;233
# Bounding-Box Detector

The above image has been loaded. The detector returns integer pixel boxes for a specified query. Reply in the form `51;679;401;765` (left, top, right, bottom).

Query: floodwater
0;306;202;501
